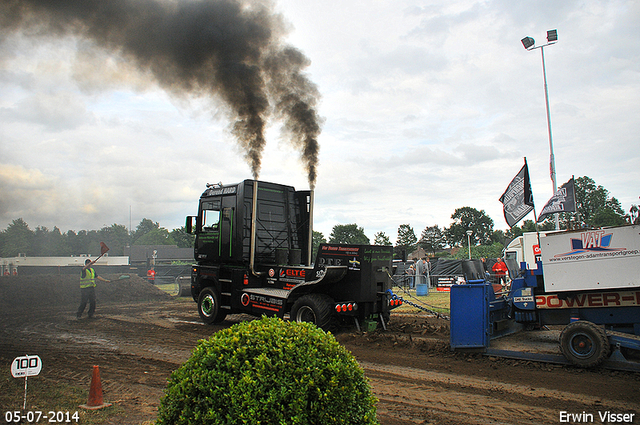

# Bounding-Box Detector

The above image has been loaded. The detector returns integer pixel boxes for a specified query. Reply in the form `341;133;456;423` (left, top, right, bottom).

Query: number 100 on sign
11;355;42;378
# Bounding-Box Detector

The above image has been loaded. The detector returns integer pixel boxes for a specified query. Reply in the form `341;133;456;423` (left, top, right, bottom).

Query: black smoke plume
0;0;321;187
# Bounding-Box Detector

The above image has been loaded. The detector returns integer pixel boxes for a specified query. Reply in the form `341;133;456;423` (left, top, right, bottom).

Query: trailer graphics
535;291;640;309
551;229;635;259
542;225;640;292
186;180;401;331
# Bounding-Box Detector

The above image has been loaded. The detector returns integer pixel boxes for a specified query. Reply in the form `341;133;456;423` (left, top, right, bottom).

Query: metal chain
386;270;450;320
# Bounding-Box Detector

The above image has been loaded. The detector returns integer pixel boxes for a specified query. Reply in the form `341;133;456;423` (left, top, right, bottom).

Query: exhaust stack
307;189;314;266
250;180;261;277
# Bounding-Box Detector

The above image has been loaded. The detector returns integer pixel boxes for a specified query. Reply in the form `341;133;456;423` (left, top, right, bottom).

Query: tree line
315;176;638;260
2;176;637;260
0;218;194;258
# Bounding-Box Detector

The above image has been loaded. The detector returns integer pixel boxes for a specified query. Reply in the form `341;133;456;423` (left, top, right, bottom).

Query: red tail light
335;302;358;313
388;298;403;307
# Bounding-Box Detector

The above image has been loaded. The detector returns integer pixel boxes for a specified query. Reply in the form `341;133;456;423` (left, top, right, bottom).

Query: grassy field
392;288;451;315
155;282;183;296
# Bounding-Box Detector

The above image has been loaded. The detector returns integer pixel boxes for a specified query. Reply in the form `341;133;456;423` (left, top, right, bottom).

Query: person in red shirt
492;258;509;286
147;268;156;285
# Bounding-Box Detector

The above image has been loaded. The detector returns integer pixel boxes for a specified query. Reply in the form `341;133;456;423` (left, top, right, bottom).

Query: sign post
11;355;42;410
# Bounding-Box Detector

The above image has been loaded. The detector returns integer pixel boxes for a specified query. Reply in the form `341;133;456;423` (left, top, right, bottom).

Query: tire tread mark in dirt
360;361;640;425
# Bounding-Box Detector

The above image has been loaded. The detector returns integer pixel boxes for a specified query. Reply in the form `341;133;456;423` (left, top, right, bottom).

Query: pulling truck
451;224;640;368
185;180;401;331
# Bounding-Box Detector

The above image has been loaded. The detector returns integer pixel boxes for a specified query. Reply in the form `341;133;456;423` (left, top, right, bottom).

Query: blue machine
450;258;640;370
450;282;519;349
450;283;489;349
450;259;519;349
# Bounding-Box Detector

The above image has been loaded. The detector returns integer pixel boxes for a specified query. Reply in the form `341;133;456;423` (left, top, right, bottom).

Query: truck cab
186;180;400;330
186;180;311;267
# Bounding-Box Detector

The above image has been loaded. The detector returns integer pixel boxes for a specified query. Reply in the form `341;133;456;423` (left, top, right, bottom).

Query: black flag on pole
499;160;534;227
537;177;576;223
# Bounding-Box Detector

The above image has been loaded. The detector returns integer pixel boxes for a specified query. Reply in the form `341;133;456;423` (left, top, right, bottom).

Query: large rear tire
198;287;227;325
559;320;610;368
290;294;334;331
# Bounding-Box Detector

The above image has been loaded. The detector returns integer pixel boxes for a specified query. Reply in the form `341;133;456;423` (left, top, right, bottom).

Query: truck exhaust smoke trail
264;47;321;189
0;0;321;187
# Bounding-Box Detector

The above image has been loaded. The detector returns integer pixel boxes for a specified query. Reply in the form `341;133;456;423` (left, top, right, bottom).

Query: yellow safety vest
80;268;97;288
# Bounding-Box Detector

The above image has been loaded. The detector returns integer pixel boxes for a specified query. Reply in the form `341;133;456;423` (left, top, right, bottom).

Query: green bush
156;316;379;425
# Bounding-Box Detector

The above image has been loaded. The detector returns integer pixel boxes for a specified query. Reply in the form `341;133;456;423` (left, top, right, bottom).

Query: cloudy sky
0;0;638;244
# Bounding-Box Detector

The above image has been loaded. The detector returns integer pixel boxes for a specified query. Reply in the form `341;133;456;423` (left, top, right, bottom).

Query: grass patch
0;374;123;424
155;282;181;295
393;288;450;315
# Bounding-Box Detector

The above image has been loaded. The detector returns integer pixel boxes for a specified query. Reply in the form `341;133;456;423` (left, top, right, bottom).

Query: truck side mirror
186;216;195;234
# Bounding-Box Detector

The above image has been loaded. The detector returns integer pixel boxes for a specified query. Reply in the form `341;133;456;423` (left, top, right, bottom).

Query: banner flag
499;159;534;227
537;177;576;223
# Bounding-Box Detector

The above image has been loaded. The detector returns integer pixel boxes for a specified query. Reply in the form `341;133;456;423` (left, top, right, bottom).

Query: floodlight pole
523;31;560;230
541;46;558;202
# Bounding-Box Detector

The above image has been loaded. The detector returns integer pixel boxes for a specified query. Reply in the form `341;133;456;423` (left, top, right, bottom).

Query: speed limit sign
11;355;42;378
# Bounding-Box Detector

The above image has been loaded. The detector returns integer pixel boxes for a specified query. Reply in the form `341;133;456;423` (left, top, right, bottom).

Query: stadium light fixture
521;29;560;230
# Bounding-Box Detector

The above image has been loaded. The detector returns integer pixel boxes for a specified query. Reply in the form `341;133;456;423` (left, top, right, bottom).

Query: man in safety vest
77;258;110;319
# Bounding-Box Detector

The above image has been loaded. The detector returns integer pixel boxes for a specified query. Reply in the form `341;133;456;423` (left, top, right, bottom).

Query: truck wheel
559;321;610;368
198;287;227;325
291;294;334;331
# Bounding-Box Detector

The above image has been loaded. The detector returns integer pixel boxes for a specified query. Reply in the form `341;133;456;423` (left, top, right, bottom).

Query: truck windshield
201;199;221;232
504;251;517;262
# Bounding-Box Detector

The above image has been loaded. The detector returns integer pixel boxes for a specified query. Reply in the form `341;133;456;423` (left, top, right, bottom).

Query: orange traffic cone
79;365;112;410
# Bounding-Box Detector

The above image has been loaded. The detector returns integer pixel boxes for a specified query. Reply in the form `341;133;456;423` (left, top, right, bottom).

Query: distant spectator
415;258;427;287
492;258;508;286
147;268;156;285
406;262;415;289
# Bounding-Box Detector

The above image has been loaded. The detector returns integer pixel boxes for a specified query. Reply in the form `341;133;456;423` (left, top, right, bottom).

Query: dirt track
1;274;639;424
